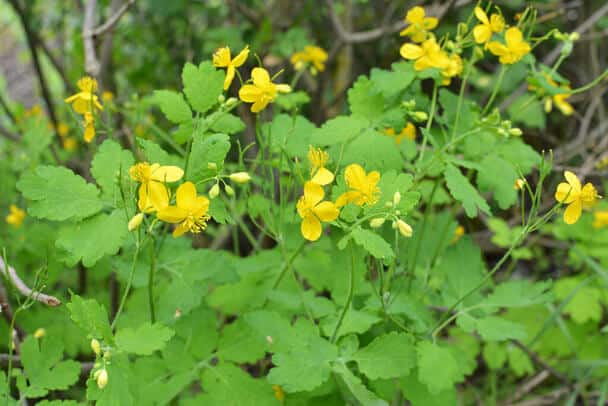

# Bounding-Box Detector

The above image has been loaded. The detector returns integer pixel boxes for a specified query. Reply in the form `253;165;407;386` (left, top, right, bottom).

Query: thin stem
111;242;141;329
482;65;506;115
271;241;306;290
330;243;356;343
416;84;438;166
148;240;157;323
569;69;608;95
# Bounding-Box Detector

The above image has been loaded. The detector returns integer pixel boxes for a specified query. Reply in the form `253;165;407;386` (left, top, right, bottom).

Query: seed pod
229;172;251;184
209;183;220;199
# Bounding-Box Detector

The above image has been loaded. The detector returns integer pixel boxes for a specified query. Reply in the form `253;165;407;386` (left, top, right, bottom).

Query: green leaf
311;116;369;146
56;209;129;267
483;280;553;309
401;372;458;406
90;140;135;205
182;61;225;114
210;113;245;134
136;138;181;166
275;91;310;110
333;363;389;406
477;155;518;209
17;165;103;221
483;342;507;370
320;309;381;340
66;294;113;344
199;363;278;405
153;90;192;124
217;319;266;363
349;227;394;260
369;62;415;100
508;95;545;129
348;75;384;121
554;278;603;324
267;334;338;393
19;336;80;397
473;316;528;341
444;164;491;218
86;354;133;405
507;344;534;376
115;322;174;355
416;341;460;394
186;133;231;183
351;332;416;379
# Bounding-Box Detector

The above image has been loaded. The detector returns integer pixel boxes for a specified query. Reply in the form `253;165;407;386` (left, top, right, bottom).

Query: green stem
482;65;506;115
148;241;157;324
271;241;306;290
111;242;141;329
416;84;438;167
569;69;608;95
330;243;356;343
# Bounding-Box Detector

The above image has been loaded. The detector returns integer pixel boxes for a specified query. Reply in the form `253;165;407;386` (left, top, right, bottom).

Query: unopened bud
97;369;108;389
34;328;46;339
225;97;238;107
103;351;111;360
209;183;220;199
128;213;144;231
457;22;468;35
509;128;523;137
225;185;235;197
266;335;273;345
473;46;484;60
402;100;416;110
514;178;526;190
91;339;101;356
369;218;386;228
207;162;218;170
411;111;428;122
393;191;401;206
396;219;413;238
229;172;251;184
569;32;579;41
217;94;226;103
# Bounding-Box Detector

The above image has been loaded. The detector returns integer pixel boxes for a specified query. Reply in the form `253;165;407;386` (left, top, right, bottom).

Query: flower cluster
473;6;530;65
529;73;574;116
5;204;25;228
291;45;328;74
64;76;103;143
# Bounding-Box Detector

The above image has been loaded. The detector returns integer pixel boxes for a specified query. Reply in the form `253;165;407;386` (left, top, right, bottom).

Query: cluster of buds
401;99;428;124
91;339;111;389
369;192;413;238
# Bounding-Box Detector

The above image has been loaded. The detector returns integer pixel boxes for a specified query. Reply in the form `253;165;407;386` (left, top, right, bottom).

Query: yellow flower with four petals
383;124;416;144
400;6;438;43
157;182;211;238
554;171;600;224
400;38;448;72
291;46;328;73
297;181;340;241
129;162;184;213
308;146;334;185
487;27;530;65
473;6;505;45
65;76;103;114
336;164;381;208
213;45;250;90
239;67;291;113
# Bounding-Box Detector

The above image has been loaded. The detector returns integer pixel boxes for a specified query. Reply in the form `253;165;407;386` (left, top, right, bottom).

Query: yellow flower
530;74;574;116
400;6;438;43
83;112;96;143
514;178;526;190
213;45;250;90
238;67;291;113
383;123;416;144
6;204;25;228
102;91;114;102
272;385;285;402
441;54;463;85
57;122;69;137
400;38;448;72
593;210;608;229
62;137;78;151
452;225;465;243
157;182;211;238
554;171;600;224
487;27;531;65
336;164;381;207
64;76;103;114
473;6;505;45
34;328;46;339
129;162;184;213
296;181;340;241
290;45;328;73
308;146;334;185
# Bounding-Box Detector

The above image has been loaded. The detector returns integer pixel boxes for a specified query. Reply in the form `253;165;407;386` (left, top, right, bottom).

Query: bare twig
511;340;572;388
0;257;61;307
0;92;17;126
91;0;135;37
0;123;20;142
82;0;100;76
506;370;551;405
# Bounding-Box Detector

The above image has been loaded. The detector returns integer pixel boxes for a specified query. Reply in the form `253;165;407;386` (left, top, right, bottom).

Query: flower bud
385;201;393;208
229;172;251;184
569;32;580;41
473;46;485;60
209;183;220;199
509;128;523;137
34;328;46;339
225;185;235;197
393;192;401;206
369;218;386;228
128;213;144;231
207;162;218;170
103;351;111;360
411;111;428;122
217;94;226;104
396;219;413;238
401;100;416;110
91;339;101;355
225;97;238;107
97;368;108;389
514;178;526;190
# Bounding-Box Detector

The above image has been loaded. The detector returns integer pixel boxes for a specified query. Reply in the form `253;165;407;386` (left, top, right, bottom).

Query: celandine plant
1;2;608;405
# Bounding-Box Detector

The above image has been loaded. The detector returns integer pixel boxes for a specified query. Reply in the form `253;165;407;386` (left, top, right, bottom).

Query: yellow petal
406;6;425;24
400;43;424;60
344;164;367;191
313;201;340;222
251;98;269;113
474;7;489;25
150;165;184;182
311;167;334;185
251;67;271;88
490;14;505;32
563;200;582;224
335;191;360;208
239;85;263;103
581;183;599;205
213;47;231;67
505;27;524;48
423;17;438;30
147;181;170;211
193;196;210;217
176;181;198;210
172;222;190;237
232;46;249;67
473;25;492;44
564;171;581;192
157;206;188;223
554;95;573;116
84;122;95;143
555;182;577;204
301;215;322;241
224;65;236;90
487;41;508;57
304;181;324;206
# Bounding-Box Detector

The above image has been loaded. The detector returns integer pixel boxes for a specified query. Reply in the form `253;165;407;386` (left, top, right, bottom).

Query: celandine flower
157;182;211;237
593;210;608;229
297;181;340;241
400;38;448;72
487;27;530;64
473;6;505;45
129;162;184;213
65;76;103;114
336;164;381;207
291;46;328;73
400;6;438;43
308;146;334;185
554;171;600;224
239;67;291;113
383;124;416;144
213;46;250;90
6;204;25;228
